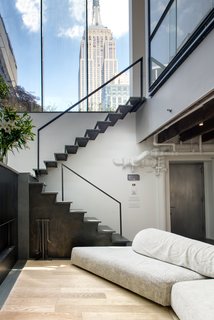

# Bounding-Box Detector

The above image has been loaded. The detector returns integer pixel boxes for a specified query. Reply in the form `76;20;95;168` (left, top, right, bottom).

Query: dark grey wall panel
0;163;18;285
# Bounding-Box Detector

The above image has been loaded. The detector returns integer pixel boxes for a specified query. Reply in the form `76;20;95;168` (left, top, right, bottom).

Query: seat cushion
132;228;214;277
171;279;214;320
71;246;204;306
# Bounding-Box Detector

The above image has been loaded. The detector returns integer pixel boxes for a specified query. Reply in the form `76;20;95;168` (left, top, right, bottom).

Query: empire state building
79;0;127;111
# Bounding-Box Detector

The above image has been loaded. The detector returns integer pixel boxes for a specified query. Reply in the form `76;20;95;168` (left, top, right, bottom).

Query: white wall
8;112;167;240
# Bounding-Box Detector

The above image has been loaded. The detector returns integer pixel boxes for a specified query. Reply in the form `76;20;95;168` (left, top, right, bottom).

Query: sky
0;0;129;111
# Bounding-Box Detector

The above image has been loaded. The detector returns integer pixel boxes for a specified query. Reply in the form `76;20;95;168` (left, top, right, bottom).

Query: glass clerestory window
149;0;214;88
0;0;129;112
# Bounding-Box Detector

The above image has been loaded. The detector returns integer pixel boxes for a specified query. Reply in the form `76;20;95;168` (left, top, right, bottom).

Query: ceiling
157;97;214;144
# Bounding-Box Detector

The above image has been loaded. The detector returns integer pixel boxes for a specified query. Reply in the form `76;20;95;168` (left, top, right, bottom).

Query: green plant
0;106;35;162
0;75;10;100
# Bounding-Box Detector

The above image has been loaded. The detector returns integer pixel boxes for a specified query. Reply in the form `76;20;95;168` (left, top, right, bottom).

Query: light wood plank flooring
0;260;179;320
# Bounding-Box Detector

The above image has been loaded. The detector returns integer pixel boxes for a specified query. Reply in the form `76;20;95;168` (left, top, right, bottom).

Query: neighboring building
0;15;17;87
102;73;129;111
79;0;129;111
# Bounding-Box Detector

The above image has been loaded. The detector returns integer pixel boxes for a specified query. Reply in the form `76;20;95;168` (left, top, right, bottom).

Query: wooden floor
0;260;178;320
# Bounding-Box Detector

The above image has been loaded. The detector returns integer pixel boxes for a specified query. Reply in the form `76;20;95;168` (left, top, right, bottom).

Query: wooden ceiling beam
202;129;214;142
158;99;214;143
179;117;214;142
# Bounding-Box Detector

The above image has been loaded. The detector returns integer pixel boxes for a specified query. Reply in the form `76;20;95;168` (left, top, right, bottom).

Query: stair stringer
29;181;129;259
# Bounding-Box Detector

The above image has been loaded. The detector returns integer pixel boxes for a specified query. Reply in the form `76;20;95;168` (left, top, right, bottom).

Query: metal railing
37;57;143;171
61;164;123;236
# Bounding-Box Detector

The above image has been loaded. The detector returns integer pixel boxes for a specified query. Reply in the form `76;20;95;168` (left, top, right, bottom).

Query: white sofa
71;228;214;320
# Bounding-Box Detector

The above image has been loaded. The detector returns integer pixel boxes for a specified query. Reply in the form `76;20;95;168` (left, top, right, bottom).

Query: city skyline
0;0;129;111
79;0;129;111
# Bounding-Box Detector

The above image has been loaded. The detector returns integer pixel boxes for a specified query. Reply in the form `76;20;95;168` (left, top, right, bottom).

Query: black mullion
148;0;152;87
86;0;89;111
150;0;174;41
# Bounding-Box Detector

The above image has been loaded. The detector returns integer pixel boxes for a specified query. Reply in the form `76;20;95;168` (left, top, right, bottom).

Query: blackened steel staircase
35;97;145;175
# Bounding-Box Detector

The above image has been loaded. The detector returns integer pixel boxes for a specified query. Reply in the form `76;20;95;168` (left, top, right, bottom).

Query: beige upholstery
71;246;204;306
132;228;214;278
171;279;214;320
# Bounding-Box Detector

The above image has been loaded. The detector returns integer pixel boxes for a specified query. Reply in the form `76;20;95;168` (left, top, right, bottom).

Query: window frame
148;0;214;96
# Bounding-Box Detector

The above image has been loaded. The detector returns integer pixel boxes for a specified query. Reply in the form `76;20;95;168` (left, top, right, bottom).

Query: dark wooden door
170;163;205;240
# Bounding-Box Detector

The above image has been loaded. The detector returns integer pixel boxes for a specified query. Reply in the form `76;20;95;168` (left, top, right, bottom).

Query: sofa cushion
132;228;214;278
71;246;204;306
171;279;214;320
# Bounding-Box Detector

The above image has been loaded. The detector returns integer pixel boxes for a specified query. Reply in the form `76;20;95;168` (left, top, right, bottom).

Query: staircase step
55;153;68;161
75;137;89;147
55;201;71;211
70;209;87;221
98;225;115;234
116;104;133;119
128;97;146;112
34;168;48;176
29;182;45;193
84;217;102;224
41;192;58;203
95;121;111;133
85;129;100;140
65;145;78;154
70;209;87;214
112;233;130;246
105;113;123;125
44;161;58;168
28;175;39;183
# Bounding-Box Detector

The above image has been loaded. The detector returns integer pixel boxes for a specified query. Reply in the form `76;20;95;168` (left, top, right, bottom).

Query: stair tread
55;201;72;206
29;181;44;185
95;121;111;133
75;137;89;147
128;97;146;112
85;129;100;134
70;209;87;213
85;129;100;140
105;113;123;126
98;225;115;233
106;113;123;120
84;217;101;223
75;137;89;140
44;161;58;168
65;145;78;154
116;104;133;118
55;153;68;161
41;192;58;196
112;233;129;242
33;168;48;175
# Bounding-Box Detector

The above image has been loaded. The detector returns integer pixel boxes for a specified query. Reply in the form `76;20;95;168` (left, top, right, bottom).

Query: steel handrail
37;57;143;171
0;218;16;228
61;163;123;236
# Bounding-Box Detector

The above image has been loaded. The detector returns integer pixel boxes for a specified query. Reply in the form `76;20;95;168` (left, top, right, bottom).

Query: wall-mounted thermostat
127;174;140;181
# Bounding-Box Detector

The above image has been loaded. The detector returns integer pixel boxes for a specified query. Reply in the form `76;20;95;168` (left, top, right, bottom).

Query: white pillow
132;228;214;278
